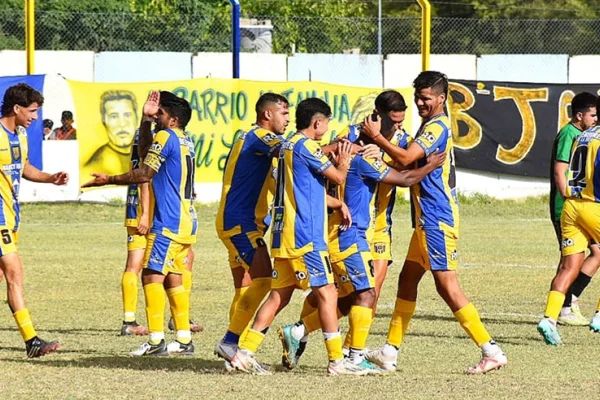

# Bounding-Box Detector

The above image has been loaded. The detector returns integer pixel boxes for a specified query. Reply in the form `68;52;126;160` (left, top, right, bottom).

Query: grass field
1;197;599;399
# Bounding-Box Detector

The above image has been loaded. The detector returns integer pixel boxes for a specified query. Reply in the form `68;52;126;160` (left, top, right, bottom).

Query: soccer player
0;83;68;357
361;71;508;374
84;90;197;356
230;98;377;376
549;92;599;326
278;113;445;371
538;112;600;344
214;93;289;362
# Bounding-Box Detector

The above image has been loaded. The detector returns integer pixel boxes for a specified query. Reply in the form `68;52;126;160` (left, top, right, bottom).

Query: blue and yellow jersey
125;130;155;227
144;128;197;244
271;134;333;258
566;126;600;202
216;126;283;238
410;114;459;232
331;155;390;258
336;125;361;142
373;130;412;234
0;124;27;232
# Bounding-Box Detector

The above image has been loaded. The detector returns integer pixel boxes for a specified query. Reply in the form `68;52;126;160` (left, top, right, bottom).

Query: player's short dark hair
255;93;289;116
295;98;331;131
413;71;448;97
1;83;44;116
160;90;192;130
375;90;407;114
571;92;597;115
99;90;138;119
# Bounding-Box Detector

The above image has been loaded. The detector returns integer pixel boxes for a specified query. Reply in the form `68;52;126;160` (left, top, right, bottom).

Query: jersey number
569;145;588;189
184;154;195;200
272;154;286;233
0;229;11;245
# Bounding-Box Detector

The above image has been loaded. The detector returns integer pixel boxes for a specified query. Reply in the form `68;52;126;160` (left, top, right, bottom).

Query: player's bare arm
362;115;424;167
22;161;69;185
136;182;151;235
82;164;156;188
326;195;352;231
553;161;569;198
382;150;446;187
139;91;160;159
322;140;352;185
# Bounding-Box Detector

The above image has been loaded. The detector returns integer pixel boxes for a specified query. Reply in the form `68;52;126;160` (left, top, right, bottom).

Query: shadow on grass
0;346;102;355
375;313;539;326
0;327;117;335
3;355;228;374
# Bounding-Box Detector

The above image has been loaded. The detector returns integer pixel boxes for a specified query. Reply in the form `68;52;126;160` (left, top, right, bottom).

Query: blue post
230;0;241;78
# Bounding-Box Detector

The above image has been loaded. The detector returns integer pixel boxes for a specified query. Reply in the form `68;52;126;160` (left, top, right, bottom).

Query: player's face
314;115;330;141
387;110;406;131
103;99;136;149
267;101;290;135
414;87;445;119
579;107;597;130
154;106;175;132
15;103;40;128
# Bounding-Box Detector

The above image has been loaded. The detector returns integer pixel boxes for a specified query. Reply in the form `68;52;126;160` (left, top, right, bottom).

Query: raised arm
139;91;160;159
361;115;424;167
322;141;352;185
381;151;446;187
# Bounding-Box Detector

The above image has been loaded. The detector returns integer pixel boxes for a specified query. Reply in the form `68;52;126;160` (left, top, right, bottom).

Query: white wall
477;54;569;83
568;56;600;84
192;52;288;81
94;52;193;83
288;54;383;88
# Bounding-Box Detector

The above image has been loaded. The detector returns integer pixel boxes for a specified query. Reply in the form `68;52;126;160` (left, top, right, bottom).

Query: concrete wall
94;52;193;82
192;52;287;81
287;54;383;88
477;54;569;84
568;56;600;84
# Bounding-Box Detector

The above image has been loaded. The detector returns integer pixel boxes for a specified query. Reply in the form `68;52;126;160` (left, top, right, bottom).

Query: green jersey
550;123;582;222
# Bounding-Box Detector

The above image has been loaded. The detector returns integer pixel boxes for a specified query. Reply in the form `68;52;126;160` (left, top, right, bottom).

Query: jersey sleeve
250;128;284;156
414;123;447;156
358;156;391;182
143;130;172;173
555;130;577;163
298;139;332;175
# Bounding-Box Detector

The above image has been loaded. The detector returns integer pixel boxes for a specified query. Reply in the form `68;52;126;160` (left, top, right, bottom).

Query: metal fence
1;10;599;55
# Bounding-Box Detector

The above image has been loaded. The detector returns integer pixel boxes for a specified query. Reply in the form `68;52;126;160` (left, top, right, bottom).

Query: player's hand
339;202;352;231
82;173;110;188
50;171;69;185
359;141;382;160
137;214;150;235
143;91;160;118
362;114;382;139
426;150;447;170
332;140;352;169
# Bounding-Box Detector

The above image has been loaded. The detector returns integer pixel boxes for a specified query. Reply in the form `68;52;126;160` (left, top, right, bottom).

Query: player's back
216;126;282;237
0;124;27;231
566;126;600;202
271;134;331;258
411;114;459;232
146;128;197;244
125;130;155;226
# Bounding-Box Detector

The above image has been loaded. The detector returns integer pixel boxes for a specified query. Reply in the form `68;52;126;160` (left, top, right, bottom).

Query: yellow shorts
332;251;375;298
406;227;458;271
127;227;147;252
220;231;266;270
143;233;190;275
371;230;392;262
0;227;18;257
272;251;333;291
561;199;600;256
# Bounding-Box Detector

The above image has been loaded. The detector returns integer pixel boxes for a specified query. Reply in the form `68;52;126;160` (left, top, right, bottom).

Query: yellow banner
68;78;413;185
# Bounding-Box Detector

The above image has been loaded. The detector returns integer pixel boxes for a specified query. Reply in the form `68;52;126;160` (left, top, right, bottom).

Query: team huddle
2;70;596;376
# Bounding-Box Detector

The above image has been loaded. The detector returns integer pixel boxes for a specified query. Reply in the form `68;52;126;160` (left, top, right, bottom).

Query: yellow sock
228;277;271;335
300;298;317;319
122;271;138;322
544;290;566;321
454;303;492;347
182;269;192;294
343;331;352;350
302;309;322;333
144;283;166;344
239;329;265;353
166;285;191;344
324;333;344;362
229;287;249;321
387;298;416;347
13;308;37;342
596;297;600;313
349;305;373;351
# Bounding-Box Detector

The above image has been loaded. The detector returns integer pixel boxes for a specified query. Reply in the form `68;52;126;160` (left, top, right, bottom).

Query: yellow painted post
25;0;35;75
416;0;431;71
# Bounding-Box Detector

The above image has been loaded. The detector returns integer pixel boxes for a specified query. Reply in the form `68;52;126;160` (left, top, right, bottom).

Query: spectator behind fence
49;111;77;140
43;119;53;140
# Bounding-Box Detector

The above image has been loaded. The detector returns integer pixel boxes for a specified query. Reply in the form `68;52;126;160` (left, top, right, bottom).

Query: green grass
0;199;598;399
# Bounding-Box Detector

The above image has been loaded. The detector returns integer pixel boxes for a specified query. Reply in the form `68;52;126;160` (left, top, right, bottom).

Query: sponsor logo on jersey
562;238;575;248
374;243;386;254
295;271;307;281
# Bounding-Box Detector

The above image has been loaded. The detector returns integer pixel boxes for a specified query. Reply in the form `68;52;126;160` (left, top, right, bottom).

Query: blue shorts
272;250;334;290
221;231;266;270
406;227;458;271
143;233;190;275
333;251;375;298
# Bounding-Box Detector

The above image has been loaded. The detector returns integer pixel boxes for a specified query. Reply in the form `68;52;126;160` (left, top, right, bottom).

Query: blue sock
223;331;240;345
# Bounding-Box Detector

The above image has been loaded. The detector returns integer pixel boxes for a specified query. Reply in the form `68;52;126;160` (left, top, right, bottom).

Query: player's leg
371;234;393;316
121;228;148;336
168;247;203;333
0;245;60;358
568;244;600;323
218;232;271;359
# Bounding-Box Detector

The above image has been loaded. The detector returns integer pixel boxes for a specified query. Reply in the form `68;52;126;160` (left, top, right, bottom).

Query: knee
354;288;376;308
